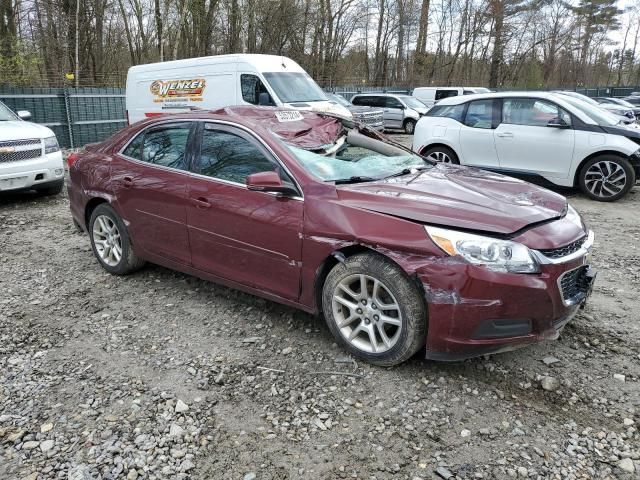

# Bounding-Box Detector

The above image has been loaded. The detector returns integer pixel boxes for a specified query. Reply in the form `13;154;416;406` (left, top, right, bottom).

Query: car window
435;89;459;100
427;104;465;122
351;96;369;107
241;74;271;105
463;100;494;129
503;99;572;127
123;124;191;170
385;97;403;109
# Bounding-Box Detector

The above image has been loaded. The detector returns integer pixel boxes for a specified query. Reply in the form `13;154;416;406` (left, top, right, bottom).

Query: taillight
67;152;80;168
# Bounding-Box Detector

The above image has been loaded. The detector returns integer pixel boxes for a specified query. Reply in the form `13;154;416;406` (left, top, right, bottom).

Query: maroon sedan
68;106;596;365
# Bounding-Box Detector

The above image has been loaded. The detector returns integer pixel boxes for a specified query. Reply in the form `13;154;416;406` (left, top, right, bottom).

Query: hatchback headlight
44;136;60;154
425;226;539;273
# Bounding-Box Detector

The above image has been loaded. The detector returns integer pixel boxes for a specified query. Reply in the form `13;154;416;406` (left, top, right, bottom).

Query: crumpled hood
337;164;567;235
0;120;54;141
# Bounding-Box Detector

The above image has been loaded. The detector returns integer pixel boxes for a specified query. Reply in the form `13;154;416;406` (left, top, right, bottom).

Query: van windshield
263;72;327;103
0;102;18;121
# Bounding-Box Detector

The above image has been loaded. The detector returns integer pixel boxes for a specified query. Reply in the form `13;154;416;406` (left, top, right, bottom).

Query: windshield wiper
332;176;378;184
382;166;430;180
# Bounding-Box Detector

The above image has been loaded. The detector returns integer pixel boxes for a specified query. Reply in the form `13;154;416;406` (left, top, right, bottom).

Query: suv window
435;89;459;101
503;99;572;127
241;74;271;105
427;104;465;122
353;96;383;108
463;100;494;129
385;97;403;109
123;123;192;170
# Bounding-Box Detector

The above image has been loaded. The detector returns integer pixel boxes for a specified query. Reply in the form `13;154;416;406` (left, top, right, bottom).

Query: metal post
63;87;75;149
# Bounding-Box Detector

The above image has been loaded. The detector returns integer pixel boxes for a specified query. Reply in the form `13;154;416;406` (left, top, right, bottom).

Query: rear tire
404;119;416;134
89;203;145;275
421;145;460;165
578;154;635;202
322;252;427;366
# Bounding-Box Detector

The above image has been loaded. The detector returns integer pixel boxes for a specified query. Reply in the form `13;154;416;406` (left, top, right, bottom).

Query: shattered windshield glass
285;143;429;183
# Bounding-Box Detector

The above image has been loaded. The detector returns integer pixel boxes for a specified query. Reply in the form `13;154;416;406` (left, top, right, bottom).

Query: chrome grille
558;266;590;305
540;236;586;259
0;148;43;163
0;138;41;148
354;111;383;125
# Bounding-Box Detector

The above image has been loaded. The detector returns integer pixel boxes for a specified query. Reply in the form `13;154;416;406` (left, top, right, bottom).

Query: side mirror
547;118;570;128
246;171;297;196
17;110;31;121
258;92;274;106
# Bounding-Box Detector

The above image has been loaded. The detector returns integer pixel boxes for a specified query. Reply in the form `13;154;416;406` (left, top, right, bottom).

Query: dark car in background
327;93;384;130
67;106;595;365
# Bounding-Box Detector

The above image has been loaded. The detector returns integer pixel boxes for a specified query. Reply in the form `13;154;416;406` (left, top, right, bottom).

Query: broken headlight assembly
565;204;584;231
425;226;540;274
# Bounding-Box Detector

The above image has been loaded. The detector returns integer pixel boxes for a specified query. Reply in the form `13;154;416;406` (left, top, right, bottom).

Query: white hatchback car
413;92;640;201
0;101;64;194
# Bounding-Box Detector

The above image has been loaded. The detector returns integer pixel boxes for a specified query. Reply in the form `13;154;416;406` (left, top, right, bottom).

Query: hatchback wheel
404;119;416;134
421;146;459;164
322;252;427;366
578;155;635;202
89;203;145;274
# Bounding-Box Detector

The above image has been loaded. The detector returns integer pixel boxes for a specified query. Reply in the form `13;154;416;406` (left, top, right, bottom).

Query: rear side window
241;74;270;105
353;96;385;108
463;100;494;129
427;104;465;122
122;123;191;170
502;99;572;127
435;89;459;101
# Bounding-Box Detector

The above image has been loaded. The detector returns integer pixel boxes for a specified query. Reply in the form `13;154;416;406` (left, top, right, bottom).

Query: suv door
112;122;195;265
186;123;303;300
495;98;575;178
457;99;500;167
383;96;404;128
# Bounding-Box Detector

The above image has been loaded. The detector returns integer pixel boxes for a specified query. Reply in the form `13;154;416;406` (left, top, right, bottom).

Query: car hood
0;120;53;141
336;164;567;235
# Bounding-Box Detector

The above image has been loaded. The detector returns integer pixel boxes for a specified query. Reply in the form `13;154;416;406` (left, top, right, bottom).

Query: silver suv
327;93;384;130
350;93;428;134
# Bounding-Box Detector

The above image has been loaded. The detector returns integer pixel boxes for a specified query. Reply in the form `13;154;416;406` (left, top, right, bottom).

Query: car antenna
281;56;286;69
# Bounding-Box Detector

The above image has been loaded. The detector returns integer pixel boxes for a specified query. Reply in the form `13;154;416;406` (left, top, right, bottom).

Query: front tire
89;203;145;275
578;155;635;202
322;252;427;366
404;119;416;134
421;145;460;164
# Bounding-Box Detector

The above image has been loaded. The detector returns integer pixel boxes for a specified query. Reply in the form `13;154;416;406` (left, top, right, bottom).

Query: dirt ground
0;138;639;479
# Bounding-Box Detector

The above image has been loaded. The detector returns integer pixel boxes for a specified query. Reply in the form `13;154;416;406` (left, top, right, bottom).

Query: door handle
192;197;211;209
496;132;514;138
122;176;134;188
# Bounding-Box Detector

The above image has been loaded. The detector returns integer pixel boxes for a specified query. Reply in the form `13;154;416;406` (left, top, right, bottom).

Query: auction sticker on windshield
275;111;304;122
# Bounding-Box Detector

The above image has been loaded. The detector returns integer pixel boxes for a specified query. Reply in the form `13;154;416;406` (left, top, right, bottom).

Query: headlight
425;226;539;273
565;204;584;230
44;136;60;154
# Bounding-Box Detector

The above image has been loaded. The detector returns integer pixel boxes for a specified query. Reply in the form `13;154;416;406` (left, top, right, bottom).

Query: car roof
352;93;404;98
123;106;344;150
434;91;575;106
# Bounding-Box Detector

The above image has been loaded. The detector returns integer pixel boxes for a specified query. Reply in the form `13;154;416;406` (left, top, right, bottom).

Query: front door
111;121;195;265
495;98;575;178
383;96;405;128
458;99;500;167
186;123;303;300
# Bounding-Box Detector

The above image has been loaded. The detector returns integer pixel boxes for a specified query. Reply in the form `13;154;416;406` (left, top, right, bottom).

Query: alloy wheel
426;151;452;163
331;274;402;354
92;215;123;267
584;161;627;199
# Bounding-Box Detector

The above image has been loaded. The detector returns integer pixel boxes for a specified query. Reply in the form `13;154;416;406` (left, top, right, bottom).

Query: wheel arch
418;142;459;158
572;150;634;187
84;197;110;230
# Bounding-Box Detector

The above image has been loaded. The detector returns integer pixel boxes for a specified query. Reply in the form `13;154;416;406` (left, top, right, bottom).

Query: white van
126;54;351;123
412;87;490;107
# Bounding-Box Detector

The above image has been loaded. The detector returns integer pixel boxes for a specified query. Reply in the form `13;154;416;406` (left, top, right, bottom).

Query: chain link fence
2;84;640;149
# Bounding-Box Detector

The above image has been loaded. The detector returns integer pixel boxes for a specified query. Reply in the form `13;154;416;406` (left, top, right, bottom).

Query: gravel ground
1;137;639;480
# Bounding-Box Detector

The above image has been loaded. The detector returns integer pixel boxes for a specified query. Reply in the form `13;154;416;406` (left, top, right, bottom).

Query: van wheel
322;252;427;366
421;146;460;165
578;155;635;202
89;203;145;275
404;119;416;134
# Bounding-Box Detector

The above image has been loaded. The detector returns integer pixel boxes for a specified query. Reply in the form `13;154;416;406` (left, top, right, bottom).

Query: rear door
185;123;303;300
457;99;500;167
111;121;195;265
495;98;575;178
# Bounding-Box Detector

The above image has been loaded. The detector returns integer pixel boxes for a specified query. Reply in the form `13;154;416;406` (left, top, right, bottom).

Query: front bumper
418;236;596;361
0;152;64;191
